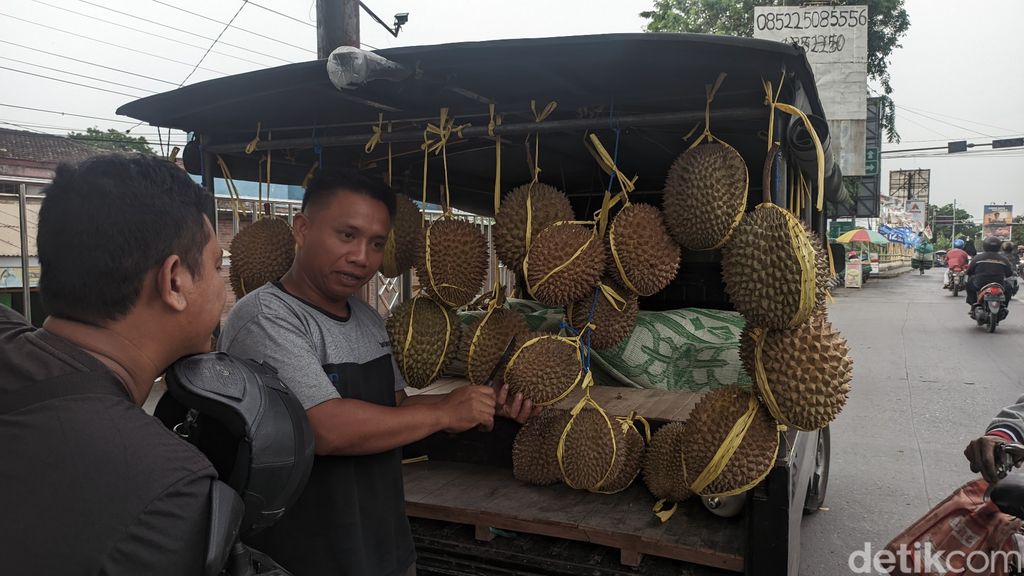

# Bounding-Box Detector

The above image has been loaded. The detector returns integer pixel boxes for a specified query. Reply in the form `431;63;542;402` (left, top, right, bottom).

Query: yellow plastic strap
387;121;393;188
422;108;470;213
489;103;503;216
402;298;453;387
750;327;794;430
525;222;597;296
783;209;818;327
608;222;640;294
244;121;262;155
169;146;180;163
467;297;499;377
689;395;759;495
653;499;679;523
556;389;617;490
687;73;727;151
587;133;637;199
381;229;399;277
365;113;384;153
215;155;244;217
763;77;825;211
264;132;271;210
597;282;627;312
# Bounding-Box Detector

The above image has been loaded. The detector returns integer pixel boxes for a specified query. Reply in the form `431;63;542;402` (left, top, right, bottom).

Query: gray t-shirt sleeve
220;312;340;410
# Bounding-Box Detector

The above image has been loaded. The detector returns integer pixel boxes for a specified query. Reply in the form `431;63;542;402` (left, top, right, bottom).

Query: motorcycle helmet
155;352;315;537
1002;241;1015;253
983;236;1002;252
953;239;965;249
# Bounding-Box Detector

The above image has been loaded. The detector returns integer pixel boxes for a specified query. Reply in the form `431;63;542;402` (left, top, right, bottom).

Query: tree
926;203;979;251
68;127;152;154
640;0;910;142
1012;215;1024;247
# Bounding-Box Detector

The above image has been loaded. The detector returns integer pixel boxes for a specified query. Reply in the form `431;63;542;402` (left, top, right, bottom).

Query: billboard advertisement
753;5;868;175
983;205;1013;240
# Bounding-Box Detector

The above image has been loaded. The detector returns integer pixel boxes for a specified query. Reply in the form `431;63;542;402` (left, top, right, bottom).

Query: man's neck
280;268;351;319
42;316;162;405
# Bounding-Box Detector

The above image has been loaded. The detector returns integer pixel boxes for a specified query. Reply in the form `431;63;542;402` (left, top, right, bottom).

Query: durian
381;193;422;278
662;142;748;251
558;404;617;491
681;386;779;497
740;315;851;431
504;334;582;405
524;222;606;306
721;203;818;329
608;203;681;296
417;217;488;308
385;296;460;389
595;416;646;494
642;422;692;503
228;216;295;299
493;183;574;274
466;308;530;386
512;408;571;486
567;279;638;350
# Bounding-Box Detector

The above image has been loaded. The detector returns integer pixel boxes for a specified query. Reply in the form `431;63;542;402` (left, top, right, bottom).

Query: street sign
865;147;879;176
993;137;1024;149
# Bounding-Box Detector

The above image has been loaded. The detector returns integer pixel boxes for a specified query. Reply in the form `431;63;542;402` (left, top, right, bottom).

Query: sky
0;0;1021;220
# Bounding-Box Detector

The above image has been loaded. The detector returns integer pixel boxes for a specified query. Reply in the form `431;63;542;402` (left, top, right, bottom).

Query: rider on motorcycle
965;236;1014;309
944;239;970;289
1001;241;1019;269
965;395;1024;483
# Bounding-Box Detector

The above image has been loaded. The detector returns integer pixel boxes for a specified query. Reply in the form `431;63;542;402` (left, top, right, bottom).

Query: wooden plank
403;460;745;573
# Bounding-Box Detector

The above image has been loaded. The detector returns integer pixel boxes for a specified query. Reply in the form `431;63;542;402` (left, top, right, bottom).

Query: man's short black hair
38;154;213;324
301;169;396;219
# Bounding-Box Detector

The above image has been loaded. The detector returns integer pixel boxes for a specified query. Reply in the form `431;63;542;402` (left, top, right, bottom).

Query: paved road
799;270;1024;573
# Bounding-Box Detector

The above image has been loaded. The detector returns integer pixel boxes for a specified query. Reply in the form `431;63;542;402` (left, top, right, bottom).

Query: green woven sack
592;308;752;392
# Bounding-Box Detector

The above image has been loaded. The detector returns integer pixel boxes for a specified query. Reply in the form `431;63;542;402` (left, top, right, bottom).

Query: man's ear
156;254;189;312
293;212;310;250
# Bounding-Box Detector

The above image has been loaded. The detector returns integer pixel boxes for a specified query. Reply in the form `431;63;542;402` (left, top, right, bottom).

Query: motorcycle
970;282;1009;333
945;266;967;297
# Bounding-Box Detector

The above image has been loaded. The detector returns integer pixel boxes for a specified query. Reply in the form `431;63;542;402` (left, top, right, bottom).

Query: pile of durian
637;127;852;517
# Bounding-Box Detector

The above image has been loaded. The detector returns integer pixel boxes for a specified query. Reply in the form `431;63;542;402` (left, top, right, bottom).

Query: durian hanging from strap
414;108;488;309
567;279;637;351
513;408;572;486
381;193;423;278
585;132;681;297
504;332;584;406
662;74;748;251
524;221;606;306
721;146;819;329
385;295;460;389
493;183;574;275
741;314;852;431
465;304;530;386
228;149;294;302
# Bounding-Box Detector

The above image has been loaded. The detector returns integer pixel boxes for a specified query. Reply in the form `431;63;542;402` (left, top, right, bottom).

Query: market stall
119;33;851;576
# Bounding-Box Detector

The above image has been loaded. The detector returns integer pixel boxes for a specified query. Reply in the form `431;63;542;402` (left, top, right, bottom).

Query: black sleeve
99;470;212;576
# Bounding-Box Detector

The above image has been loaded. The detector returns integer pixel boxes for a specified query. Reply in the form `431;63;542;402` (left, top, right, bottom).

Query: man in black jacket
0;154;226;575
965;236;1014;309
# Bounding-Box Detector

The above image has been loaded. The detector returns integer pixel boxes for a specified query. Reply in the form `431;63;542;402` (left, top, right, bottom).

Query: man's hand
965;434;1005;483
441;385;496;433
495;383;542;424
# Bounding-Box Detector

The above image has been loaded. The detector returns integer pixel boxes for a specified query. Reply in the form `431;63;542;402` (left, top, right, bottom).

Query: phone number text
755;8;868;32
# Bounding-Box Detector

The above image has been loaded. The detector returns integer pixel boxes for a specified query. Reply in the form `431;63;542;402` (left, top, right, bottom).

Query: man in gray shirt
219;169;535;576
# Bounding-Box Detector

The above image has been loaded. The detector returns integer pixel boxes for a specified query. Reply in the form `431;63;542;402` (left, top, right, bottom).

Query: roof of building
0;128;102;166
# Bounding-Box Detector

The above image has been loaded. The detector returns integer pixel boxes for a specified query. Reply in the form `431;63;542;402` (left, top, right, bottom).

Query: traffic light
993;137;1024;149
948;140;968;153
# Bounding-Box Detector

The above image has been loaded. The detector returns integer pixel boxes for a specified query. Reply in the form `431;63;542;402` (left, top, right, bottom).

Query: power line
0;39;179;87
149;0;315;55
0;12;229;75
0;118;183;136
897;102;1023;135
895;105;993;138
29;0;275;69
0;65;149;99
0;56;158;95
179;2;249;86
244;0;314;27
76;0;294;65
0;103;138;125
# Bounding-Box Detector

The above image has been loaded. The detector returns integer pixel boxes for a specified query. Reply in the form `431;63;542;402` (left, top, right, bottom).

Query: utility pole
317;0;360;59
951;198;957;243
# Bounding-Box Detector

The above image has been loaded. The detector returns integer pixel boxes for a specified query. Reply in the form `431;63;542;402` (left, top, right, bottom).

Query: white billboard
754;5;869;176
